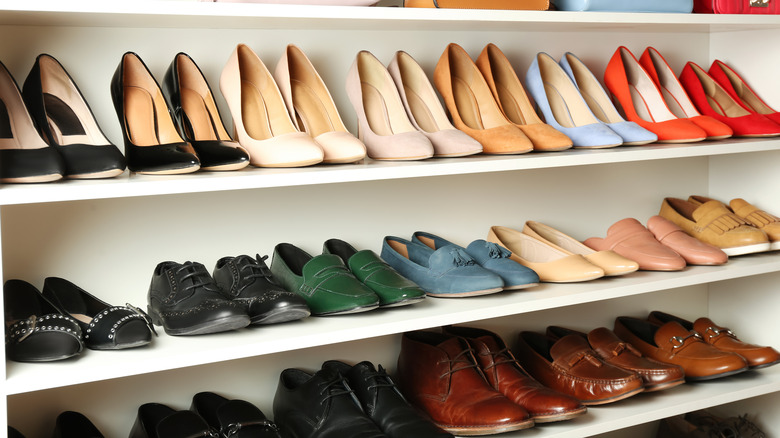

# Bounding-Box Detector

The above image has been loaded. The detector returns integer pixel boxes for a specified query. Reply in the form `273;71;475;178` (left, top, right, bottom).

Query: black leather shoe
273;367;387;438
129;403;215;438
213;254;310;325
4;279;83;362
41;277;154;350
52;411;104;438
22;53;126;179
147;261;249;336
322;360;453;438
162;52;249;171
191;392;282;437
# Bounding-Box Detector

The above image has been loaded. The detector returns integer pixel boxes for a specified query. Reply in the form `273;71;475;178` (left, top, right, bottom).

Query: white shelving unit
3;2;780;437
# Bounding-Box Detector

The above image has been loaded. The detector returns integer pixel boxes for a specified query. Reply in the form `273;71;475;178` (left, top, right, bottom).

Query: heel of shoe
147;306;163;326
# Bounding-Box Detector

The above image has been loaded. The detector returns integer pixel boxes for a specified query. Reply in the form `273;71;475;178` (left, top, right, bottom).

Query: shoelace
363;364;404;406
176;262;220;293
234;255;274;289
480;346;517;370
439;347;479;378
318;374;362;410
486;242;511;259
733;414;766;438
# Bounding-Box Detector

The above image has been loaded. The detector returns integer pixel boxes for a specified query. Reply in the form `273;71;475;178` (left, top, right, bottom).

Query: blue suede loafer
381;236;504;298
412;231;539;291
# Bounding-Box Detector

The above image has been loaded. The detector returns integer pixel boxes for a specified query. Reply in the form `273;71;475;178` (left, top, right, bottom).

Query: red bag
694;0;780;13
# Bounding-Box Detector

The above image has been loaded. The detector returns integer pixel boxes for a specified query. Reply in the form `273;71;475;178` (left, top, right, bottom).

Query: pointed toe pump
345;50;434;160
23;54;126;179
387;50;482;157
604;46;707;143
638;47;732;140
220;43;324;168
476;43;573;151
162;52;249;171
709;59;780;126
525;52;623;148
110;52;200;175
0;60;64;183
559;52;657;146
275;44;365;164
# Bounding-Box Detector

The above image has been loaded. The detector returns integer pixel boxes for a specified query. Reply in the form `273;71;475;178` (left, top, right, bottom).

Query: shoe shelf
6;252;780;396
0;138;778;206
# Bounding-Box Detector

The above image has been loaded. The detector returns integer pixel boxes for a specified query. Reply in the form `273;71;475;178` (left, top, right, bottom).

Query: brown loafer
584;218;686;271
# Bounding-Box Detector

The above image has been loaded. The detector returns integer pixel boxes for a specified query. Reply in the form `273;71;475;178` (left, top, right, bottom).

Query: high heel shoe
603;46;707;143
476;44;573;151
434;43;533;154
274;44;366;164
638;47;733;140
345;50;434;160
709;59;780;126
525;52;623;148
220;44;324;167
679;61;780;137
162;52;249;171
387;50;482;157
0;60;64;183
110;52;200;174
23;54;126;179
558;52;657;146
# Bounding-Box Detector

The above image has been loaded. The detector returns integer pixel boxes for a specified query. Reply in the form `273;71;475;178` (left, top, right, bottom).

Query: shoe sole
572;142;623;149
580;385;644;406
426;287;503;298
250;306;311;325
134;164;200;175
502;282;539;291
154;314;250;336
643;377;686;392
379;296;426;308
200;161;250;171
749;357;780;369
1;173;62;183
315;304;379;316
721;242;771;256
436;418;534;436
68;168;125;179
655;137;707;144
685;366;749;381
531;406;588;423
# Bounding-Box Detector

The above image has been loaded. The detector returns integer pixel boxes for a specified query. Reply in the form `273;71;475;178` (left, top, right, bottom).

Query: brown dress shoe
396;331;533;436
442;326;586;423
514;331;644;405
614;317;749;381
546;326;685;392
648;311;780;369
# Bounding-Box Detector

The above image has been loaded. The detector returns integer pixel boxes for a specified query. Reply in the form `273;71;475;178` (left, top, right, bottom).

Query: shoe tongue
215;400;266;430
156;411;209;437
692;200;730;222
549;334;590;360
654;321;692;345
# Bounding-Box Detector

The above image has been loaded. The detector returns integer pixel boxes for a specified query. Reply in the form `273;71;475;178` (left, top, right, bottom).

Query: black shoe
147;261;249;336
162;52;250;171
322;360;453;438
191;392;281;437
273;367;387;438
129;403;214;438
8;426;25;438
685;410;766;438
213;254;310;325
52;411;104;438
4;279;83;362
22;54;126;179
41;277;154;350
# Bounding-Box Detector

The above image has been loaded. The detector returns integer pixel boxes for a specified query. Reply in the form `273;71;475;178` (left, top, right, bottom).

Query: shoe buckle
704;326;734;340
751;0;770;7
670;332;702;349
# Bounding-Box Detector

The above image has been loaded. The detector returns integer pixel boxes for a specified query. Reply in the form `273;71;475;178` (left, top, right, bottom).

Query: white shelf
1;138;778;206
6;252;780;395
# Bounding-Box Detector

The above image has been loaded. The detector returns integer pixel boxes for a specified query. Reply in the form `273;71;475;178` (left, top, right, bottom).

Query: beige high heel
219;44;323;168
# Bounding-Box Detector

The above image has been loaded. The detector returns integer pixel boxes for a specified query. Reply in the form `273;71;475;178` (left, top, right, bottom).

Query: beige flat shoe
522;221;639;277
488;226;604;283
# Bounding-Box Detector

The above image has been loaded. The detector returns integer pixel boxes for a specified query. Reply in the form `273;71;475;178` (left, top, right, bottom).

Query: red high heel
708;59;780;126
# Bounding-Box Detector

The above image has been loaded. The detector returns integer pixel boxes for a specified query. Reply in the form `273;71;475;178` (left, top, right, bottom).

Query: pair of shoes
526;52;656;148
131;392;281;437
659;196;771;256
515;331;645;405
545;325;686;392
614;314;750;381
275;360;453;438
347;50;479;159
684;410;767;438
381;231;538;297
487;224;610;282
52;411;104;438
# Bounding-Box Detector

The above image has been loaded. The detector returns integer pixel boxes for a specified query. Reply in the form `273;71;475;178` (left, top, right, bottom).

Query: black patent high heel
110;52;200;175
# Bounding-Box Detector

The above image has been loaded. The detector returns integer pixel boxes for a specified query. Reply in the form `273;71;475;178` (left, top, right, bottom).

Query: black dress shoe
22;53;126;179
147;261;249;336
53;411;104;438
129;403;215;438
191;392;281;437
162;52;250;171
213;254;310;325
41;277;154;350
273;367;387;438
4;279;83;362
322;360;454;438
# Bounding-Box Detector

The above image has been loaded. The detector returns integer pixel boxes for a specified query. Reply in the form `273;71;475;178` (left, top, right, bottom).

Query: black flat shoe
163;52;249;171
129;403;215;438
41;277;154;350
4;279;83;362
213;254;310;325
191;392;281;437
52;411;104;438
110;52;200;175
22;53;126;179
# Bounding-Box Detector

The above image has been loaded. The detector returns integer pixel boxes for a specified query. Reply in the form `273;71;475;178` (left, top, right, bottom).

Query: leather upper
191;392;281;438
584;217;686;271
646;215;728;265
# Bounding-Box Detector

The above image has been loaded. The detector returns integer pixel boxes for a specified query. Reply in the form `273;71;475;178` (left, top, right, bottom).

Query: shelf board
6;252;780;395
1;138;779;206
